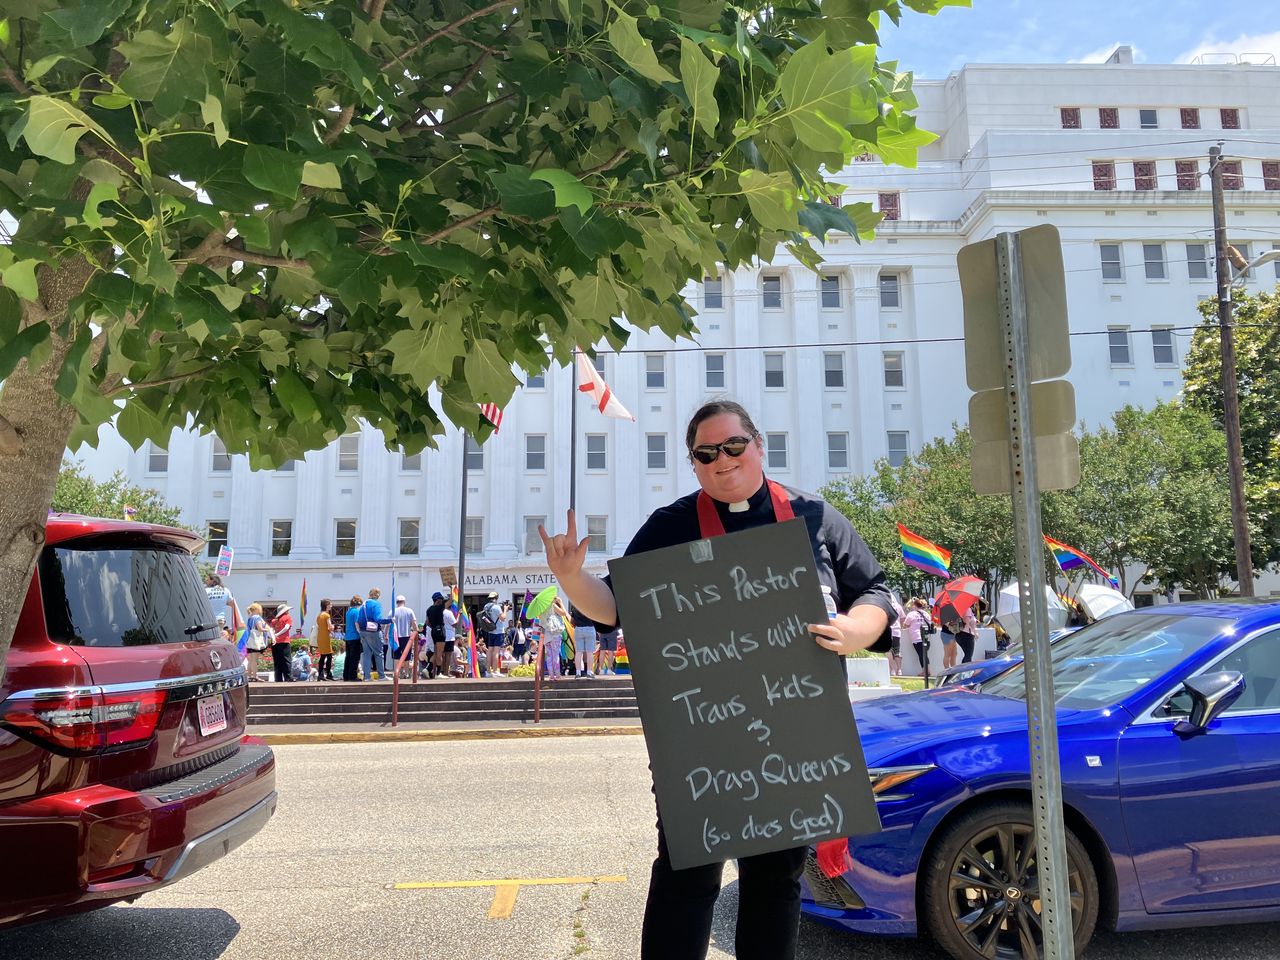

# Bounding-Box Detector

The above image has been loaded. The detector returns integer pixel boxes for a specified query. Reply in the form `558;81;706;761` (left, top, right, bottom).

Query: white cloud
1178;30;1280;64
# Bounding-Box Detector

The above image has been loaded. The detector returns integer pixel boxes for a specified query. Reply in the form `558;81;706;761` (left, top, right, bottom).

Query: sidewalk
252;716;644;745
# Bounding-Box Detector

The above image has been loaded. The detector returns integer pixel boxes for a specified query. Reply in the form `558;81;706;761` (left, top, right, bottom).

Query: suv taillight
0;688;167;753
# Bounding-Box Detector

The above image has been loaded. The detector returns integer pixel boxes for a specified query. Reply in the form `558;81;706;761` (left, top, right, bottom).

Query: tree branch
421;204;502;245
182;220;235;276
210;243;309;272
433;92;518;131
0;48;32;97
397;50;496;134
105;365;218;399
380;0;513;71
323;105;356;146
584;148;629;176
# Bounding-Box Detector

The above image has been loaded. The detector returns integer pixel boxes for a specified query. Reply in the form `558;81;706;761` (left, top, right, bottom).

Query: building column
487;403;519;558
611;351;641;553
732;265;763;417
228;454;265;559
423;432;456;556
790;267;824;493
355;425;393;559
852;265;887;474
290;448;328;560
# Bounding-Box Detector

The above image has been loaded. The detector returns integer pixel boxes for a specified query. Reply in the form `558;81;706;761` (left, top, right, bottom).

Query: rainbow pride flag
1044;535;1119;588
897;524;952;579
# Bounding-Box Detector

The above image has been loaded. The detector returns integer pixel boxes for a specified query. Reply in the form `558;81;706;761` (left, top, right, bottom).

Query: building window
1221;160;1243;191
646;434;667;470
827;432;849;470
879;273;901;308
645;353;665;389
1220;108;1241;130
764;352;785;389
465;434;483;471
270;520;292;557
1175;159;1200;191
523;516;545;555
1060;107;1081;129
886;432;909;468
1264;162;1280;191
823;352;845;389
1142;243;1167;280
1139;108;1159;129
206;520;229;558
1151;328;1176;366
586;516;608;553
1099;243;1124;281
1092;161;1116;191
1180;107;1200;129
883;352;905;388
586;433;607;471
1108;327;1133;366
211;437;231;472
761;274;783;310
826;193;842;207
766;432;788;470
820;274;841;309
702;275;724;310
1099;107;1119;129
1274;244;1280;280
147;443;168;473
1133;160;1157;191
877;192;900;221
464;517;483;553
337;434;359;472
401;451;421;471
526;370;546;389
704;353;725;389
335;520;356;556
276;459;296;473
399;518;419;556
524;434;546;471
1186;243;1211;280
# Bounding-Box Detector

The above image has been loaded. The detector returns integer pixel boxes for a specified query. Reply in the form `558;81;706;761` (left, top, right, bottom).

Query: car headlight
868;764;935;802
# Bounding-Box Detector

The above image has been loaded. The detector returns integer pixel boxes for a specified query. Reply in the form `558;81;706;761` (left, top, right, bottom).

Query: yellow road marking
393;875;627;921
488;883;520;919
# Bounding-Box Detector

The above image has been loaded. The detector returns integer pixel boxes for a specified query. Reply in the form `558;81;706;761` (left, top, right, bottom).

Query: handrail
390;630;419;727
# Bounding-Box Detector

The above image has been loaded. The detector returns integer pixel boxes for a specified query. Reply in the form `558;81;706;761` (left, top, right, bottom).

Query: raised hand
538;509;591;583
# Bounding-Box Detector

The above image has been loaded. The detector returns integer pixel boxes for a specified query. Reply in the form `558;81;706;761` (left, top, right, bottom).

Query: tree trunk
0;352;79;684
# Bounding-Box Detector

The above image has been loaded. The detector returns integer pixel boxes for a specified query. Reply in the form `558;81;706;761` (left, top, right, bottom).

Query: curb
258;725;645;745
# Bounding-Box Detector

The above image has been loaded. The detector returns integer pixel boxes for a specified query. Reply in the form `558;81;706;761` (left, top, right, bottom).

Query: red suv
0;514;276;928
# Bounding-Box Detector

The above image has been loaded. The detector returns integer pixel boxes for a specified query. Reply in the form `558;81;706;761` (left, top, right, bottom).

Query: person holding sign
540;400;893;960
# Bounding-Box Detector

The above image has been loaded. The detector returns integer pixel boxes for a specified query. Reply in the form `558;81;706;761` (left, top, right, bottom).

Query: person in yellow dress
316;599;335;681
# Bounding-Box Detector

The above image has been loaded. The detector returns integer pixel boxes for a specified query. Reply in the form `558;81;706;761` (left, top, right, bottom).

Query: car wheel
922;801;1098;960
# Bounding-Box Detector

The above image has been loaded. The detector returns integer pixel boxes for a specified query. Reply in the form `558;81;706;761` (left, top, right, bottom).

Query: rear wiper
185;622;218;638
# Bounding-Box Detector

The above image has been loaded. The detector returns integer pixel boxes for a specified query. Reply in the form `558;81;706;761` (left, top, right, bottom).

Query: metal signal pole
1209;144;1255;596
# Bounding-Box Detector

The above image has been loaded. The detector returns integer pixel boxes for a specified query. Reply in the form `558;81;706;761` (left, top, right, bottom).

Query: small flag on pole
576;351;635;420
1043;535;1119;588
300;579;308;628
123;504;137;519
897;524;952;579
478;403;503;432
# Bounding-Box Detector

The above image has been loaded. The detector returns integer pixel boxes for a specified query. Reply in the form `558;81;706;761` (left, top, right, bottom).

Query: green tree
1182;287;1280;569
0;0;963;676
52;459;188;527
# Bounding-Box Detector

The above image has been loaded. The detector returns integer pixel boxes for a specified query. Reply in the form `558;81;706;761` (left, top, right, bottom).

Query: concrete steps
245;677;639;725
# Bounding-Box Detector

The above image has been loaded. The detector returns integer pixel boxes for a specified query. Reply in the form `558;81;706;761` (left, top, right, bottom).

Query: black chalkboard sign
608;518;882;870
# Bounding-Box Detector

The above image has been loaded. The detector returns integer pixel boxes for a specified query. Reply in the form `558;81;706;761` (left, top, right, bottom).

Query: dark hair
205;573;222;586
684;400;761;453
320;598;331;612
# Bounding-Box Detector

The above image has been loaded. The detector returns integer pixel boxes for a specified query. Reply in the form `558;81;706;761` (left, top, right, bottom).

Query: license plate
197;695;228;736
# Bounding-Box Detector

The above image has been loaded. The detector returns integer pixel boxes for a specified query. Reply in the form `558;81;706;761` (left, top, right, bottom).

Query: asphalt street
4;737;1280;960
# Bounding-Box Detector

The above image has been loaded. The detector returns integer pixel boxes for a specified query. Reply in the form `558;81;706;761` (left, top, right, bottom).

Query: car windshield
40;540;216;646
982;612;1231;709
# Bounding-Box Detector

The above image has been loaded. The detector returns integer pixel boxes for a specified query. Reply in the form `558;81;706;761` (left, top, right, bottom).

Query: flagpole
457;432;470;671
569;350;578;513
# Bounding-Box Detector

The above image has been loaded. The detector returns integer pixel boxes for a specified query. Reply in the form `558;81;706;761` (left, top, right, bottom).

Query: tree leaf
301;160;342;189
117;22;209;118
489;164;556;218
678;37;719;136
463;338;519;403
529;168;593;214
272;369;319;421
0;322;50;381
20;96;114;165
82;181;118;228
385;317;465;390
40;0;132;48
737;170;802;231
1;259;40;301
609;11;677;84
779;38;878;153
243;144;304;199
201;93;229;146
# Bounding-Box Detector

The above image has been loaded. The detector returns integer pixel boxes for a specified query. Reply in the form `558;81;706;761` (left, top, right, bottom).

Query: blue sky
878;0;1280;78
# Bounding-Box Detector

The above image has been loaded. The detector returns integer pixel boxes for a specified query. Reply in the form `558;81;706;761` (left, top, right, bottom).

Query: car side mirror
1172;671;1245;737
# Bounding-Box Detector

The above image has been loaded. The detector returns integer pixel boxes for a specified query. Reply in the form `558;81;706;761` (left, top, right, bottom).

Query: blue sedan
802;601;1280;960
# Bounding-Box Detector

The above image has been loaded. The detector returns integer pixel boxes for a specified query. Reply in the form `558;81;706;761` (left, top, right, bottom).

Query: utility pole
1209;144;1255;596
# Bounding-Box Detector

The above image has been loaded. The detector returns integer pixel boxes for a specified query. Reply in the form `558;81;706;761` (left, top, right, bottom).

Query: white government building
75;47;1280;615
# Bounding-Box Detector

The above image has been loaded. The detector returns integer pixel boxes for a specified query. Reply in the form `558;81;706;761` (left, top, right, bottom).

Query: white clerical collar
728;500;750;513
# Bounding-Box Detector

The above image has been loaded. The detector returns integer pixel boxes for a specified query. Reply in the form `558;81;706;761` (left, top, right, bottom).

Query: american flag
478;403;503;432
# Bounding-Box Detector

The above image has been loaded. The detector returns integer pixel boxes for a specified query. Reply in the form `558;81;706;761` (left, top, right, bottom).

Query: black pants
955;631;975;664
271;643;291;682
640;813;807;960
343;640;362;680
317;653;334;680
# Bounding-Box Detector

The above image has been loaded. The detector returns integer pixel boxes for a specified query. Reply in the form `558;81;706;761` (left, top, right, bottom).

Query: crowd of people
888;596;986;676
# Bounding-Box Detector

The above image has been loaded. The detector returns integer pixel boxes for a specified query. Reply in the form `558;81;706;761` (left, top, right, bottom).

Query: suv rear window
40;538;217;647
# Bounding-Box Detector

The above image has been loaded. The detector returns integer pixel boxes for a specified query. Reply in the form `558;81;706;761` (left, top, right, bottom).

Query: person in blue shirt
359;588;386;680
343;595;364;681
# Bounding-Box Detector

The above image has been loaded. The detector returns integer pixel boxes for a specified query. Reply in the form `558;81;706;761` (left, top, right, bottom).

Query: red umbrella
933;575;984;627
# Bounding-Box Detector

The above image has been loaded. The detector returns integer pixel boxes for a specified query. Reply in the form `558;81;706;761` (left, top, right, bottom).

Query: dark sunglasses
689;434;756;465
